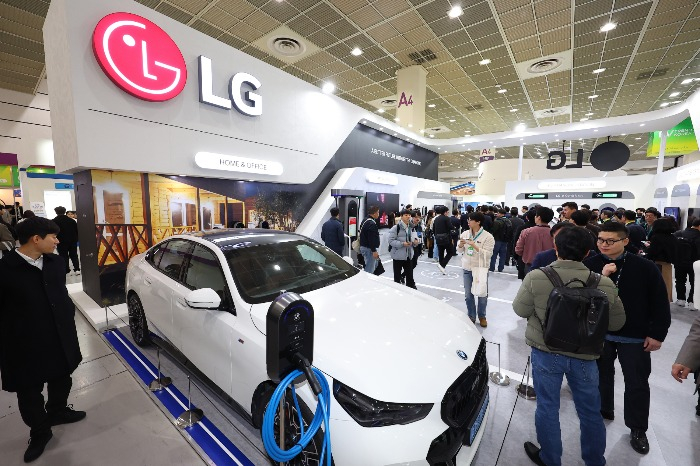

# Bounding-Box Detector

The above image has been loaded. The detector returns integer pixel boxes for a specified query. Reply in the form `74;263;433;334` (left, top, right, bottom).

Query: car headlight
333;380;433;427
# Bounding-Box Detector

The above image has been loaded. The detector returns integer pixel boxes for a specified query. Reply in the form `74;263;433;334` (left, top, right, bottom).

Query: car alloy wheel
127;294;150;346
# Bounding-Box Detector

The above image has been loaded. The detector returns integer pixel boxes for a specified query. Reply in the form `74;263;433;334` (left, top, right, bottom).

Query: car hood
249;272;484;402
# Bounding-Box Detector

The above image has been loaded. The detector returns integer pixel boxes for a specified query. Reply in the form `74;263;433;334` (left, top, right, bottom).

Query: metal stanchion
485;340;510;386
176;376;203;428
101;306;116;333
149;347;172;391
516;356;536;400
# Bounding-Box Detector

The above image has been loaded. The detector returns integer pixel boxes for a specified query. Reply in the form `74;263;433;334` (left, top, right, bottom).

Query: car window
147;241;166;267
157;239;192;281
183;245;227;301
225;239;359;304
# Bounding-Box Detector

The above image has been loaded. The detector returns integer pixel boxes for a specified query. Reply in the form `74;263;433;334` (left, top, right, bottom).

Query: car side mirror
185;288;222;310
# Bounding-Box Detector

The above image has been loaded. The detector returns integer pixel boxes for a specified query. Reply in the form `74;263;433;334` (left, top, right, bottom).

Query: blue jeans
433;238;438;259
531;348;606;466
489;240;507;272
360;246;377;273
462;270;487;319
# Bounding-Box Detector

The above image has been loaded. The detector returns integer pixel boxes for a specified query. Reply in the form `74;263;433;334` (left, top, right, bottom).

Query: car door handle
144;277;152;285
175;298;187;307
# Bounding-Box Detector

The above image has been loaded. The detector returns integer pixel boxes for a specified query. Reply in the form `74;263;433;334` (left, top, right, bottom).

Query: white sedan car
126;229;489;465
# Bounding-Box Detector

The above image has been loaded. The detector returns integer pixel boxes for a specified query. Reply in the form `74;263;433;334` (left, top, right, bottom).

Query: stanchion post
101;306;116;333
176;375;203;428
516;356;536;400
486;340;510;386
149;347;172;391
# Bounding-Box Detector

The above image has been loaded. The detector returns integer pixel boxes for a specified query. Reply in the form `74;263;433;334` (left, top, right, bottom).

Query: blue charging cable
262;366;332;465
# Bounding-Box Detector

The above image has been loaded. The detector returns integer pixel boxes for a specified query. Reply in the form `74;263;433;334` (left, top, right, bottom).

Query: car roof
176;229;308;251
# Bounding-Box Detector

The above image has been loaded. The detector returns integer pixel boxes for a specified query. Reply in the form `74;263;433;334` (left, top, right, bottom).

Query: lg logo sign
92;12;261;116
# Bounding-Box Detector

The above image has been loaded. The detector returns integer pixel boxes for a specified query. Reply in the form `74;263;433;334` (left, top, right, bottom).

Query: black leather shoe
695;404;700;417
601;410;614;420
48;405;86;426
630;429;649;454
24;431;52;463
524;441;547;466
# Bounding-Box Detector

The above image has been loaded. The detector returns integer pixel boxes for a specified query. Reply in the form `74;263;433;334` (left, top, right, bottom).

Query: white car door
173;242;235;395
141;239;192;341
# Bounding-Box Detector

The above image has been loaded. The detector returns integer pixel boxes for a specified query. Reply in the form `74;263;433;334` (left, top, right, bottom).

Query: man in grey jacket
388;209;419;289
513;227;626;466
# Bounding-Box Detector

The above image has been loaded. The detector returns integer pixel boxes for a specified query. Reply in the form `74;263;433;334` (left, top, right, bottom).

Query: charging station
331;189;364;256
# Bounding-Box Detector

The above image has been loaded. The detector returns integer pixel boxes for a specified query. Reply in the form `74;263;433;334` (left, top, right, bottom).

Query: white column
396;65;427;132
518;145;524;180
657;130;667;174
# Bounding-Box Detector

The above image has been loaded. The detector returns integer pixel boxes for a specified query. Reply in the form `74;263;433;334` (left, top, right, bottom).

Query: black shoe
524;441;547;466
48;405;86;426
696;405;700;417
24;431;52;463
601;410;614;420
630;429;649;454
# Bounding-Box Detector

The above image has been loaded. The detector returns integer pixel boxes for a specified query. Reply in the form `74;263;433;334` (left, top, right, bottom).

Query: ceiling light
580;118;589;121
681;78;694;84
669;92;680;97
479;58;491;65
660;102;669;107
629;144;634;147
408;124;413;128
362;120;366;124
448;6;464;18
377;108;385;113
321;82;335;94
585;113;594;116
394;117;400;121
379;127;383;130
635;137;641;140
671;100;682;104
393;133;397;136
510;108;518;112
600;22;617;32
351;47;363;56
593;68;606;74
449;119;456;122
588;94;599;99
594;129;598;132
621;133;626;135
515;123;526;132
640;123;645;127
428;104;436;108
497;89;507;93
429;134;435;138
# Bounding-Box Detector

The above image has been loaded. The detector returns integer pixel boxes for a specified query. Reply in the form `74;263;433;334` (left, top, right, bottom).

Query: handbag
373;260;385;276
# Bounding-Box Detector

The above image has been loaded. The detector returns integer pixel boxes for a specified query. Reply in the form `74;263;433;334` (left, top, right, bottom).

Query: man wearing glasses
583;222;671;455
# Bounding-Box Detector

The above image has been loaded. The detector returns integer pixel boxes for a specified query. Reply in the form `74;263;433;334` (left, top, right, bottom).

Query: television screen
365;192;400;228
664;207;681;223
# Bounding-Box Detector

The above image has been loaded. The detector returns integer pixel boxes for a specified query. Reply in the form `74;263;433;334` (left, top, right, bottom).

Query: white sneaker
688;302;696;310
675;299;686;306
436;263;446;274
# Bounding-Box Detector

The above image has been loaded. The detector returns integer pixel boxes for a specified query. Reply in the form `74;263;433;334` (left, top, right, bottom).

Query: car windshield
224;239;359;304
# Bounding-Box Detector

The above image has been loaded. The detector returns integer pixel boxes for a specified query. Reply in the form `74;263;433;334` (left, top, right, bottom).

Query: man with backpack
673;217;700;309
489;209;512;272
513;226;626;466
388;209;420;289
584;221;671;455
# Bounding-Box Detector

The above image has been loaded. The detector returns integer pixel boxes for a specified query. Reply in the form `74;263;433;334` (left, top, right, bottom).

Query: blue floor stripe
104;329;256;466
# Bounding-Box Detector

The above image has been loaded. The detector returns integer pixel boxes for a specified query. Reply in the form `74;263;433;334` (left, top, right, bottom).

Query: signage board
592;192;622;199
30;201;46;218
524;193;548;200
55;183;75;190
647;117;699;157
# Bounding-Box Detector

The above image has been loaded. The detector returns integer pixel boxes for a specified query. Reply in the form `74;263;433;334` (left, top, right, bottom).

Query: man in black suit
52;206;80;274
0;217;85;462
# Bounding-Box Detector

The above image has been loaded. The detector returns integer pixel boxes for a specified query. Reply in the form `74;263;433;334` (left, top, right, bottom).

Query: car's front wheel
261;387;332;466
127;293;150;346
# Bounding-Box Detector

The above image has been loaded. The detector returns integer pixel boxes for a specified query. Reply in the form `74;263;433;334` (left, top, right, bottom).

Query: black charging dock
266;292;315;383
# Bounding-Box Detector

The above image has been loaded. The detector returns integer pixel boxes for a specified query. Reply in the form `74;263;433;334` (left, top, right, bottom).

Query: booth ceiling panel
0;0;698;165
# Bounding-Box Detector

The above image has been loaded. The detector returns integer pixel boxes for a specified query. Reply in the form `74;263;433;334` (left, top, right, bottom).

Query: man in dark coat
0;217;85;462
321;207;344;256
52;206;80;274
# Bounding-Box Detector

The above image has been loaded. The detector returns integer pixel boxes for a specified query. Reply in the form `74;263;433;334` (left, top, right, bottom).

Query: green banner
0;165;16;187
647;117;699;157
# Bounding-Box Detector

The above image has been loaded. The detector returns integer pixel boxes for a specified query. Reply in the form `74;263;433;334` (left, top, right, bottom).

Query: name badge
466;246;475;256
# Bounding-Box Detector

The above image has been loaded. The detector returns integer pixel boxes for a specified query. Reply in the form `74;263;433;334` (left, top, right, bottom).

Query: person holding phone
457;212;494;327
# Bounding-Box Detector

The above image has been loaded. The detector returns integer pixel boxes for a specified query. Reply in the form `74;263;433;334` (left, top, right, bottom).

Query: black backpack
675;235;699;268
538;266;610;356
495;217;512;241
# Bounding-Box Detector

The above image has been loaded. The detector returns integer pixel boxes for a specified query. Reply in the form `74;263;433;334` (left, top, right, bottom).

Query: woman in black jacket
645;217;677;302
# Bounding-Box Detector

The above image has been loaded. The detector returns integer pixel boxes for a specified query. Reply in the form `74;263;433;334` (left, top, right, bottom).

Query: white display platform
67;282;128;331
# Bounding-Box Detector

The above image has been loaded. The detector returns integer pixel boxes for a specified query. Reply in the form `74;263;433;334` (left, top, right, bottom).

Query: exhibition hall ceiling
0;0;699;171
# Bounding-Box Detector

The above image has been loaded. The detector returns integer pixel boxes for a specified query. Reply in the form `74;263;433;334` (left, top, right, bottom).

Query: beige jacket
457;228;494;271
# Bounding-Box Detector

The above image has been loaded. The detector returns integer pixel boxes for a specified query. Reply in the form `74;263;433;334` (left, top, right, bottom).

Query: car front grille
426;338;489;466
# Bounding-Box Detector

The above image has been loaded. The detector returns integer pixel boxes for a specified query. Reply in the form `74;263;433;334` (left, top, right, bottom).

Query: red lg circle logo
92;12;187;102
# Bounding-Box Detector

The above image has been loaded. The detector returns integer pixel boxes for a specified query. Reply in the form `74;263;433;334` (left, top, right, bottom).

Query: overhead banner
647;117;698;157
0;165;19;188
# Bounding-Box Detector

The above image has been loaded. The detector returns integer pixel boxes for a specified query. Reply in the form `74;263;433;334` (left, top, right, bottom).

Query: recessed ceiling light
556;139;559;141
585;113;594;116
594;129;598;132
378;108;385;113
629;144;634;147
593;68;606;74
428;104;436;108
515;123;526;132
497;89;507;93
321;82;335;94
635;137;642;140
669;92;680;97
379;127;383;130
448;6;464;18
580;118;589;121
621;133;626;136
510;108;518;112
479;58;491;65
600;22;617;32
351;47;363;56
640;123;645;127
682;79;693;84
409;124;413;128
588;94;599;99
362;120;366;124
429;134;435;138
393;133;397;136
660;102;669;107
671;100;682;104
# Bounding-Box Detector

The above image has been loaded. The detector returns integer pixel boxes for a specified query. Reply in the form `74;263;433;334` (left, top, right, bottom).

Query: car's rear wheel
261;387;332;466
127;293;150;346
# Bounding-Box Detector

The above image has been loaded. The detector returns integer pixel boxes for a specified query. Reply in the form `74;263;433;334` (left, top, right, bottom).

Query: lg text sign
92;12;262;116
